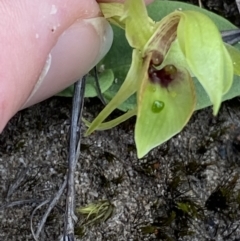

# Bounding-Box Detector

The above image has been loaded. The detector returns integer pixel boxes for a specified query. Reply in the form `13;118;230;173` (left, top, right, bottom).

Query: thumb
0;0;113;132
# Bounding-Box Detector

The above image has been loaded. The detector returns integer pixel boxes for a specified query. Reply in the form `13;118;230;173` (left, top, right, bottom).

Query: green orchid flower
85;0;240;158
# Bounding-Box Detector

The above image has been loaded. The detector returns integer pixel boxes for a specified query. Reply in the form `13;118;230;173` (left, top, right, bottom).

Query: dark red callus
148;64;177;88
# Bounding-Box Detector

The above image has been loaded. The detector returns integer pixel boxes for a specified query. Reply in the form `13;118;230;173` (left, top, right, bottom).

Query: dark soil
0;1;240;241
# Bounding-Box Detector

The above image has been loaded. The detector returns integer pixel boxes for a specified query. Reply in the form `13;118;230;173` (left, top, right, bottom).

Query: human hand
0;0;153;132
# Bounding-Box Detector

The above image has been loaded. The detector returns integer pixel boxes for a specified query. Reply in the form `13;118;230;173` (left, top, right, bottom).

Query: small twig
198;0;202;8
236;0;240;14
30;179;67;241
34;178;67;239
6;166;28;199
31;199;50;241
30;178;67;241
221;29;240;45
0;199;45;210
63;77;86;240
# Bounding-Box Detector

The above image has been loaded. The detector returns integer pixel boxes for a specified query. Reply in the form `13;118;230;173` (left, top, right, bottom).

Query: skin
0;0;153;132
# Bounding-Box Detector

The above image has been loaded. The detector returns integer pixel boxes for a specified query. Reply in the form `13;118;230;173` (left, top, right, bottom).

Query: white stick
236;0;240;13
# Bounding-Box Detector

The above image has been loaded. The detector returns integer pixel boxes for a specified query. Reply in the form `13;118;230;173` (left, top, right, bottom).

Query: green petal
225;43;240;76
135;46;195;158
143;12;180;60
123;0;154;49
177;11;233;115
83;108;136;131
85;50;142;135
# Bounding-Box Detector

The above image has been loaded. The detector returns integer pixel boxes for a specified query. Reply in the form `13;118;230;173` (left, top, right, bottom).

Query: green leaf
84;69;114;97
56;85;74;98
57;69;114;98
196;74;240;110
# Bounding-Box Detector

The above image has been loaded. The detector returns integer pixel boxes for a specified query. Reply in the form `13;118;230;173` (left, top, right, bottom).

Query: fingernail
24;54;52;104
83;17;113;66
22;17;113;108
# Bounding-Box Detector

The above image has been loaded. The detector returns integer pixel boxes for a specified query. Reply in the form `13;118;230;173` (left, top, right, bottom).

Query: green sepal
99;3;125;29
177;10;233;115
123;0;155;49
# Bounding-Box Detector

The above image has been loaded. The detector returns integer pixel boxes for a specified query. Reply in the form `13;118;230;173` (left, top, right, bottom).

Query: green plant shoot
85;0;240;158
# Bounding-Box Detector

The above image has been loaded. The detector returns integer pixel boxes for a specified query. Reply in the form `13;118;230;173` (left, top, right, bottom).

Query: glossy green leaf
57;69;114;98
85;69;114;97
57;85;74;98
